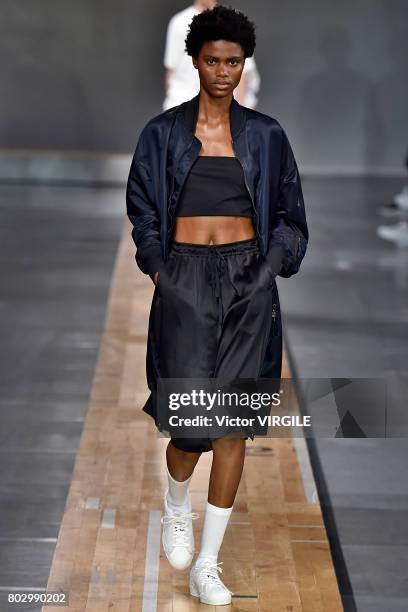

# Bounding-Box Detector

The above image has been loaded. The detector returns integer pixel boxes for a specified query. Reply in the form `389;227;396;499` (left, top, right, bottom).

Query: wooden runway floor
42;222;343;611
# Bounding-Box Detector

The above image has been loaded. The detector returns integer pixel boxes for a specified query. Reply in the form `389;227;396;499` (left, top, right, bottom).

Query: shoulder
149;105;179;124
136;102;183;151
243;105;287;141
167;6;196;30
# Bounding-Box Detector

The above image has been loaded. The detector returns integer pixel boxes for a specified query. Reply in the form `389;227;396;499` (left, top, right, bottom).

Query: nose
216;63;229;78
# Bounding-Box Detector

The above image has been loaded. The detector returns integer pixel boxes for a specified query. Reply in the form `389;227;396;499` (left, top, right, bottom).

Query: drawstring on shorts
205;248;227;336
169;237;259;339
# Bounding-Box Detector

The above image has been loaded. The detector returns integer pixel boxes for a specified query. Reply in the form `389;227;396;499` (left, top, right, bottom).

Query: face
193;40;245;98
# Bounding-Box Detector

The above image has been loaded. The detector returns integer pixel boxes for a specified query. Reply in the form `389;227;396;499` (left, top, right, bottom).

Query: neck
197;89;233;126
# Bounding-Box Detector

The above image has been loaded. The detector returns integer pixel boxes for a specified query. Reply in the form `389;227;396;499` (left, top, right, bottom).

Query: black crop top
176;156;254;217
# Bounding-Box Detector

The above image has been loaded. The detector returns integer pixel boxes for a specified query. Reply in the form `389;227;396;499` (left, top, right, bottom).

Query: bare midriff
173;216;255;245
173;143;256;245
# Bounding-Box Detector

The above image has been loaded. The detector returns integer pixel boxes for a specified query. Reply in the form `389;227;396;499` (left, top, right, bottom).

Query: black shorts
142;236;282;453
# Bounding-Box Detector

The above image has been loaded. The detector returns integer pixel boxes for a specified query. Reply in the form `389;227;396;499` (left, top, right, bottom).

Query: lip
214;82;231;89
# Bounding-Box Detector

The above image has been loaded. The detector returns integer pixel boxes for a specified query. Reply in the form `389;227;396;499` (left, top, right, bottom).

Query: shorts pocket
257;257;275;289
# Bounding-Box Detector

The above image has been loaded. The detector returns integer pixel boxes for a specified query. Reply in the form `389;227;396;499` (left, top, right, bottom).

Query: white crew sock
165;465;193;513
195;501;233;565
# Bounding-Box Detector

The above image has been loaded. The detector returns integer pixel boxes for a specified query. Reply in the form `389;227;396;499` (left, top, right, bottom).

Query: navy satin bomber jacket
126;93;308;280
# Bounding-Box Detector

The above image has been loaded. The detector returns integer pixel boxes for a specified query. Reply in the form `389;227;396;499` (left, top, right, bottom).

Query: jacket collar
178;92;246;141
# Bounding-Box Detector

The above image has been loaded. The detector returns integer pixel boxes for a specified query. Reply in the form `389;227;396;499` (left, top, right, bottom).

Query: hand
153;270;160;285
258;259;275;287
265;244;285;278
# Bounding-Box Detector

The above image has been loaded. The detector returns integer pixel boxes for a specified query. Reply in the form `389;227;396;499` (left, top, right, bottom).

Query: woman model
126;5;308;606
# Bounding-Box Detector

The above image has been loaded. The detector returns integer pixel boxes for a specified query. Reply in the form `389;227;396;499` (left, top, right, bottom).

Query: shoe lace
160;511;200;546
196;561;231;592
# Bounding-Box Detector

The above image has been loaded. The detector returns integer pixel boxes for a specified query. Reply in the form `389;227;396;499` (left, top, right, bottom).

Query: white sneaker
394;189;408;211
189;559;233;605
160;490;199;570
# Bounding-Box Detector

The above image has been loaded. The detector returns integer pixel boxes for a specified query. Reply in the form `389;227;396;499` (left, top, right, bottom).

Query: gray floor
0;183;124;611
1;177;407;611
279;175;408;612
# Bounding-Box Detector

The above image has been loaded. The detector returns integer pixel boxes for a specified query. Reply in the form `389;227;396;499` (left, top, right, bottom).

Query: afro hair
185;4;256;59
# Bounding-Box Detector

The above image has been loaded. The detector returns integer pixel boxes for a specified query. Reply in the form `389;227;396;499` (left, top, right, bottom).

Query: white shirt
163;5;261;110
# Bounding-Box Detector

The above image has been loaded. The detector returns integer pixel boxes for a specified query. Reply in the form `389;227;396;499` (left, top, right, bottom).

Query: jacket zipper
272;303;277;335
232;143;262;248
166;136;196;257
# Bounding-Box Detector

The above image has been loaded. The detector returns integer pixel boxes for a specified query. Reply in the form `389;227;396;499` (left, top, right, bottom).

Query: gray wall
1;0;407;175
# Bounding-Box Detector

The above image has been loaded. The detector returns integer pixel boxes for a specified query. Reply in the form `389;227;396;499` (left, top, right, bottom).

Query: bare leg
208;438;246;507
166;440;202;480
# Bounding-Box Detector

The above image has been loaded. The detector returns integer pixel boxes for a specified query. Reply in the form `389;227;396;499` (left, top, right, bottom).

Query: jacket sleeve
265;128;309;278
126;128;165;280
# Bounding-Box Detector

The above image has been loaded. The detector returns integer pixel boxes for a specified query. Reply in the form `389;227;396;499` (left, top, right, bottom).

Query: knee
212;436;246;454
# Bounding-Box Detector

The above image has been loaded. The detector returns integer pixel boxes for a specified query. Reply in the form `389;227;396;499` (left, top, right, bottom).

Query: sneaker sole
189;580;232;605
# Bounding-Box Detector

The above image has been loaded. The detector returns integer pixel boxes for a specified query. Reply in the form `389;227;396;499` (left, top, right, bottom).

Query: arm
265;128;309;278
126;128;164;282
164;68;174;93
163;16;180;91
